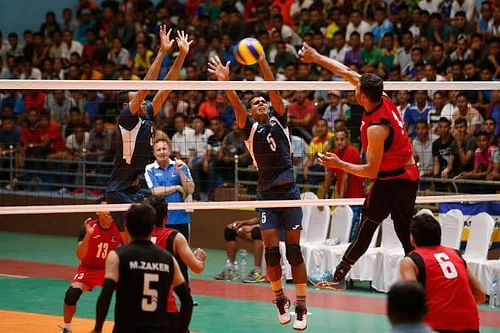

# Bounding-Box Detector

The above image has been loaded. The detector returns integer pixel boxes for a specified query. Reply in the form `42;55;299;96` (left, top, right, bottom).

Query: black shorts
362;177;419;222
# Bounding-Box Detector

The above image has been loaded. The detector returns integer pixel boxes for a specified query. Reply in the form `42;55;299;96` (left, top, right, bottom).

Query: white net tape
0;80;499;91
0;194;498;215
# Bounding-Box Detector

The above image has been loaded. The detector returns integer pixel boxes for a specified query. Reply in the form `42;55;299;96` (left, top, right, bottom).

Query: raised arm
150;30;193;114
208;56;248;128
129;25;173;114
300;42;360;87
257;58;285;115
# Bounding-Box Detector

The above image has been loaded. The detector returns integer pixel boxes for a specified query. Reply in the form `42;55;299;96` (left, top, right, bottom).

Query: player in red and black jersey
60;208;122;333
301;42;419;291
400;214;485;333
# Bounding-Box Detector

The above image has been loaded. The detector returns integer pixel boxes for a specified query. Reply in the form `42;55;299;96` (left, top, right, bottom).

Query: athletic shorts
105;190;144;231
256;183;302;231
362;177;419;222
71;267;104;290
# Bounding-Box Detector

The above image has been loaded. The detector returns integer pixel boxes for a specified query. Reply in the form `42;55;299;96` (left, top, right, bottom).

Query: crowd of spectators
0;0;499;199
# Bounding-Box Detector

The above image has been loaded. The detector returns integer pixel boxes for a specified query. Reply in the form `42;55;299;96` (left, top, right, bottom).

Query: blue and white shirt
144;160;193;225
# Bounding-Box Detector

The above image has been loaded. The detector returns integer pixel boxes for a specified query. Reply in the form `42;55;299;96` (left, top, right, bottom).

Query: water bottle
490;277;498;308
223;259;233;281
238;249;248;280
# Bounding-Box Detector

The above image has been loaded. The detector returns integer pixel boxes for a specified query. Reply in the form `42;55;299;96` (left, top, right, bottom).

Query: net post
234;154;239;201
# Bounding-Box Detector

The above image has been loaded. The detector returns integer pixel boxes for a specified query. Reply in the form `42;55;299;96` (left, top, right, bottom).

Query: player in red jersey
145;197;206;333
60;208;122;333
300;42;419;291
400;214;485;333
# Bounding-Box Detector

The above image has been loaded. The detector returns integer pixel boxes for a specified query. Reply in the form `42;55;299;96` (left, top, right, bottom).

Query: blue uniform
144;160;193;225
243;110;302;231
105;104;154;230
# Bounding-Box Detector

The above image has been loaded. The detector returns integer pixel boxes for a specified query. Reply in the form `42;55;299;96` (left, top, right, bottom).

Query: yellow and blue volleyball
234;38;264;65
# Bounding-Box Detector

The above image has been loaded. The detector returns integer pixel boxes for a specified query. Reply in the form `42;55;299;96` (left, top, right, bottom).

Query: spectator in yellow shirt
303;119;333;187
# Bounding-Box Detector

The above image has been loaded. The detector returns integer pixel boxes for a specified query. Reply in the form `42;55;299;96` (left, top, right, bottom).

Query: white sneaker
273;297;291;324
293;304;307;330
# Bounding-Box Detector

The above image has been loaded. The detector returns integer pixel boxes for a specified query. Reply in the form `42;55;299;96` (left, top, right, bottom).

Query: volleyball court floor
0;231;498;333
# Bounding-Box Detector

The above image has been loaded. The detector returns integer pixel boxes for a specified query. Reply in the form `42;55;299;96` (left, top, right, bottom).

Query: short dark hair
455;10;466;18
410;214;441;247
125;204;156;238
454;117;467;127
476;130;489;139
388;281;427;324
359;73;383;103
438;117;451;125
456;92;468;100
246;94;268;109
415;119;428;127
334;127;349;138
143;197;168;228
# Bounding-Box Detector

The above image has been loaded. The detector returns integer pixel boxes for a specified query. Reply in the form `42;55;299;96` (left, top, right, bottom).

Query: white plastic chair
440;210;465;249
328;206;353;243
467;258;500;298
463;213;495;261
416;208;433;217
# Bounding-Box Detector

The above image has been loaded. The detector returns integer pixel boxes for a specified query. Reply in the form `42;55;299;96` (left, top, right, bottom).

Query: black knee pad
224;227;237;241
285;244;304;266
250;227;261;240
265;247;281;267
64;287;83;306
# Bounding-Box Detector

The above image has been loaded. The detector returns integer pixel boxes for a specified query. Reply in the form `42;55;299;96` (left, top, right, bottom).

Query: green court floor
0;231;498;333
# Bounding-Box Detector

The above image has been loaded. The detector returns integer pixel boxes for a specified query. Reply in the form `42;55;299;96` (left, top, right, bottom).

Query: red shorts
71;267;105;290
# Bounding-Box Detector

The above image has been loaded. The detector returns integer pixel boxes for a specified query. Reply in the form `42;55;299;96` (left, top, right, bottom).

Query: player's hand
194;248;207;261
176;185;186;197
159;25;174;54
318;152;342;169
85;219;95;236
229;221;244;230
299;42;319;64
208;56;230;81
441;168;450;179
176;30;192;56
175;158;186;171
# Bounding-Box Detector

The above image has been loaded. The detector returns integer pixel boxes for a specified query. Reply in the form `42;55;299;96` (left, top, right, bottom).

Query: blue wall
0;0;78;39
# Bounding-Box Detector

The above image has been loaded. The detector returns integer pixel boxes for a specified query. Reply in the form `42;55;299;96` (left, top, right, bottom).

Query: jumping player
60;207;122;333
300;42;419;291
105;26;190;242
91;203;193;333
400;214;485;333
208;55;308;330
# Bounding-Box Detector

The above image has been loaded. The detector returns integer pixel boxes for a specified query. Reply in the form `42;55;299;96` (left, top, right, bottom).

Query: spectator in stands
198;91;219;122
402;47;423;80
387;281;434;333
303;119;331;187
205;117;227;199
344;31;362;68
291;134;309;187
64;107;86;138
108;37;130;66
329;31;351;63
6;32;23;58
319;127;364;240
452;93;484;135
19;59;42;80
0;115;21;183
62;30;83;57
396;90;411;120
188;116;213;201
433;117;458;190
452;117;477;177
46;90;76;126
50;30;69;60
371;7;393;44
0;91;24;115
346;9;370;40
380;33;397;75
62;8;78;33
214;216;265;283
171;113;195;162
404;90;434;137
108;11;135;50
288;91;318;141
322;90;348;129
486;138;500;180
65;125;90;158
483;119;497;146
86;116;113;193
23;90;46;114
218;122;250;185
393;31;413;72
428;91;448;133
413;120;435;179
360;32;382;73
133;42;153;78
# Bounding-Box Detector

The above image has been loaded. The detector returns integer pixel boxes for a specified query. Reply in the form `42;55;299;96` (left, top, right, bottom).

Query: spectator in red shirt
288;90;318;141
319;127;364;240
23;90;46;113
198;90;219;122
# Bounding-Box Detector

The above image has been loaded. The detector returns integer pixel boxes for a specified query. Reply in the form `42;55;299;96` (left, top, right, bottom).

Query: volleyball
234;38;264;65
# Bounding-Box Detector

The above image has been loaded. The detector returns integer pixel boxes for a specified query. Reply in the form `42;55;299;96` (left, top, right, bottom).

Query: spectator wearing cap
322;91;348;129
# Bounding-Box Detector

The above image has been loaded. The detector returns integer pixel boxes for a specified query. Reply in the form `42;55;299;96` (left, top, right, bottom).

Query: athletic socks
271;280;284;300
334;260;352;282
295;283;307;308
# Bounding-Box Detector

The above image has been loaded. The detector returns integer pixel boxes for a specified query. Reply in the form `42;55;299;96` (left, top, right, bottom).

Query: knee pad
264;247;281;267
64;287;83;306
224;227;237;241
285;244;304;266
250;227;261;240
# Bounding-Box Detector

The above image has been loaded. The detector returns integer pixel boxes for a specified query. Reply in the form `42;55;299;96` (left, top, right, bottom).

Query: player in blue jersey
208;55;308;330
105;27;191;242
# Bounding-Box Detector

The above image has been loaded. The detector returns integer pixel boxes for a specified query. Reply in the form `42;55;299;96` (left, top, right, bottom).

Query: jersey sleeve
273;108;288;128
243;116;255;140
118;104;140;131
182;164;193;181
408;252;426;286
144;163;160;189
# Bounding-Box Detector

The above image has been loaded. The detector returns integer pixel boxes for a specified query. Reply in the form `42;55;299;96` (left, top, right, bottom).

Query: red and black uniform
343;95;419;265
409;246;480;332
72;219;122;289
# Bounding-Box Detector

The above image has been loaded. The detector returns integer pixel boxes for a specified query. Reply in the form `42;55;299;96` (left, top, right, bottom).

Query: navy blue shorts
256;183;302;231
105;190;144;231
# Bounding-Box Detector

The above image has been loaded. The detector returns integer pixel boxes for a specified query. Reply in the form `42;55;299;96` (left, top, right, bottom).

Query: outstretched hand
159;25;174;54
298;42;319;63
207;56;230;81
318;152;343;169
176;30;193;56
